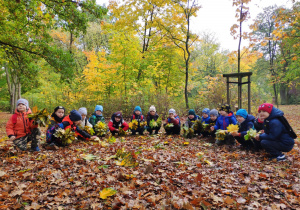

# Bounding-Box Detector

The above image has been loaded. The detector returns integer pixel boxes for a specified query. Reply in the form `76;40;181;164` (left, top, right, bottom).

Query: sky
98;0;295;52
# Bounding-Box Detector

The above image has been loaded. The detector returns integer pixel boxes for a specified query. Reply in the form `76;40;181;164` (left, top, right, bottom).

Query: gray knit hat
16;98;29;109
209;109;219;117
78;107;87;116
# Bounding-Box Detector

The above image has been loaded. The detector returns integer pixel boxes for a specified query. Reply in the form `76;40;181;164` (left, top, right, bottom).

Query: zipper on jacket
22;113;27;133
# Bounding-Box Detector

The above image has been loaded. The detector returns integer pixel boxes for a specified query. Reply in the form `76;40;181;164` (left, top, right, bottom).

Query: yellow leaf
227;124;239;133
183;142;189;145
99;188;117;199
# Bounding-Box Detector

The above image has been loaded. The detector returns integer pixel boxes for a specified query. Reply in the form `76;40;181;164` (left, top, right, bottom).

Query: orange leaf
224;196;235;205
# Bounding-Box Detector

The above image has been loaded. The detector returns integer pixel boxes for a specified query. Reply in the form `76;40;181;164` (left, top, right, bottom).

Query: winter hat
114;111;122;118
202;108;210;115
169;108;176;114
149;105;156;112
220;104;231;113
236;109;248;119
78;107;87;116
69;110;82;122
188;109;196;116
134;106;142;112
51;106;65;117
258;103;273;114
209;109;219;117
95;105;103;112
16;98;29;109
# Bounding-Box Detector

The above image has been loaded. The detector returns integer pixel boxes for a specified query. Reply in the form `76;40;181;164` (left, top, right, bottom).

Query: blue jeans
261;140;294;157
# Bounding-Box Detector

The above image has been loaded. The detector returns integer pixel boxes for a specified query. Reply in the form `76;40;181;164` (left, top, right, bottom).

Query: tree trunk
279;83;287;105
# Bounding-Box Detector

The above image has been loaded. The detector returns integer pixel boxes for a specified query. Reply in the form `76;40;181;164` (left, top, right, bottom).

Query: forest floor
0;105;299;209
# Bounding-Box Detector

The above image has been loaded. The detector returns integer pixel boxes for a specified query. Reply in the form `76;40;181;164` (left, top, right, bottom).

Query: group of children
6;99;296;162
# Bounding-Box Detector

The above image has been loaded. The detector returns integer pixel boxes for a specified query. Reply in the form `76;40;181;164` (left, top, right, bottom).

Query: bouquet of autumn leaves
182;125;194;139
193;120;204;133
215;124;239;141
244;128;262;141
28;106;51;127
129;120;147;130
53;128;76;146
94;121;108;136
149;117;162;129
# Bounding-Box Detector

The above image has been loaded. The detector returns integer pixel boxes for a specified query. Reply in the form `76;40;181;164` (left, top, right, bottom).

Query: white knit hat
149;105;156;112
78;107;87;115
169;108;176;114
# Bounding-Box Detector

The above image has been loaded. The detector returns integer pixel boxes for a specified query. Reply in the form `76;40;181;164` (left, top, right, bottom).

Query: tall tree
159;0;200;109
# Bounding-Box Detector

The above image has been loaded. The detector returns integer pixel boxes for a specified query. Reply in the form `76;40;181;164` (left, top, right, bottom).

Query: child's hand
10;136;16;141
255;134;260;141
231;132;239;137
210;126;214;131
260;130;264;134
115;129;119;132
90;136;97;140
225;130;228;134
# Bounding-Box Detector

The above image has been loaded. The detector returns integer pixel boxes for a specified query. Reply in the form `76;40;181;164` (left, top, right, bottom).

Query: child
78;107;93;128
185;109;200;127
164;109;181;135
48;106;65;129
202;109;219;138
48;110;97;146
131;106;145;135
89;105;105;128
6;99;41;151
231;109;255;150
201;108;210;124
210;104;237;146
146;105;160;135
254;114;264;132
108;112;129;136
255;103;295;161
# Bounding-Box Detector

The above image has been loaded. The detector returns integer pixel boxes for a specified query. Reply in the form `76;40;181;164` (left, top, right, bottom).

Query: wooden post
248;75;251;114
238;75;242;109
227;77;230;105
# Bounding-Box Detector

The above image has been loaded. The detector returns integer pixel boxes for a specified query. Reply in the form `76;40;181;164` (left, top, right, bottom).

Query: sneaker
276;154;286;162
32;146;40;152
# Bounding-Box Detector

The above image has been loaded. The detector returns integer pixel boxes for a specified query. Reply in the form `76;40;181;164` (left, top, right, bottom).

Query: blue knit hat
134;106;142;112
202;108;210;115
95;105;103;112
209;109;219;117
69;110;82;121
236;109;248;119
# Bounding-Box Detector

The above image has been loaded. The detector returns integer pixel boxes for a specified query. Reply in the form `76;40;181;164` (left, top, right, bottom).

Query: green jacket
89;113;105;127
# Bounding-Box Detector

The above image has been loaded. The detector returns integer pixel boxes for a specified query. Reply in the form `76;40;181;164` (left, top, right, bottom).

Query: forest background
0;0;299;117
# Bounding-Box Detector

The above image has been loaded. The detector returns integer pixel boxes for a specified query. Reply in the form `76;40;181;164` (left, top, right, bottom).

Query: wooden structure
223;72;252;113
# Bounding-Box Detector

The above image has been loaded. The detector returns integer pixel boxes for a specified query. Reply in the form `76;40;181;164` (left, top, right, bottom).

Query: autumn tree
159;0;201;109
0;0;107;112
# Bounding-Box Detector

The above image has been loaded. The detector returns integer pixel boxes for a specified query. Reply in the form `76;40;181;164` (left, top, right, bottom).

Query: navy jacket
259;108;294;146
201;116;210;124
146;112;159;126
214;111;237;130
238;114;255;137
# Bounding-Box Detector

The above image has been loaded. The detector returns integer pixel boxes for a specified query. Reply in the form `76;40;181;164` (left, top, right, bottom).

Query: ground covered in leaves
0;105;299;209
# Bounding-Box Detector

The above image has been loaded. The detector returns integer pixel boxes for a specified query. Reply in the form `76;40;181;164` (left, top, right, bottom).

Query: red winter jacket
108;120;129;131
6;108;36;139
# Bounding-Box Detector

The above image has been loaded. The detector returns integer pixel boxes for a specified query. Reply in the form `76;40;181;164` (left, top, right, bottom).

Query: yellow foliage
99;188;117;199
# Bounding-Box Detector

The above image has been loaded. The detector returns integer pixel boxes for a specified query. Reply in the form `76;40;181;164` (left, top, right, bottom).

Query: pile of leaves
53;128;76;146
94;122;108;136
0;109;299;209
27;107;50;127
149;117;162;129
